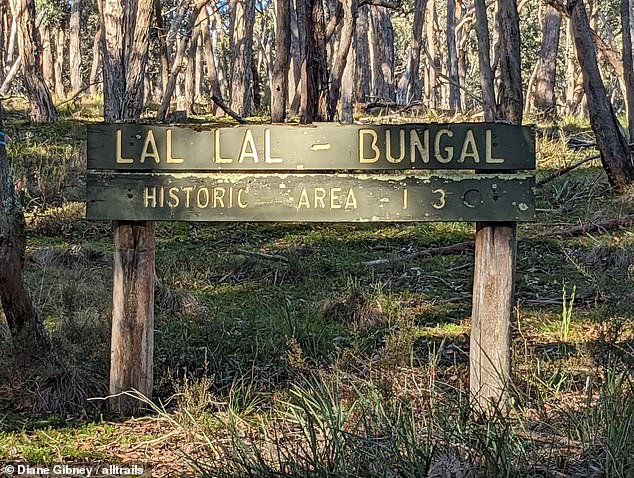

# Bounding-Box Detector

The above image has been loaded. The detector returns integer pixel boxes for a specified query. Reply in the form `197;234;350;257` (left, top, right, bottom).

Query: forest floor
0;102;633;477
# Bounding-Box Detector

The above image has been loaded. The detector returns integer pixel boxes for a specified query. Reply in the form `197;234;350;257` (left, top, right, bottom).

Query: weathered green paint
87;123;536;172
86;172;535;222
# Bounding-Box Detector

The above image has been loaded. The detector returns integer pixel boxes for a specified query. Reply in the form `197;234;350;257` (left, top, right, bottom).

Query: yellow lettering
238;129;260;163
116;129;134;164
314;188;327;208
403;189;408;209
432;188;447;209
182;186;194;207
264;129;282;163
166;129;184;163
330;188;342;209
140;129;161;163
359;130;380;163
459;129;480;163
410;130;430;163
386;129;406;163
213;187;225;207
167;187;179;208
434;129;454;163
485;129;504;164
297;188;310;208
214;130;232;163
238;189;248;208
344;188;357;209
159;186;165;207
197;187;210;208
144;187;157;208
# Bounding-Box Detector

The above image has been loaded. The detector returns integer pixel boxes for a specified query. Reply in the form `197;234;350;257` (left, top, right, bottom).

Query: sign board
87;123;536;172
86;173;534;222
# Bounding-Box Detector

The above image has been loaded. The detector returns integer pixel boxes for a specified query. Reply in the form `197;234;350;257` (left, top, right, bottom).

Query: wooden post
110;220;155;415
470;222;516;411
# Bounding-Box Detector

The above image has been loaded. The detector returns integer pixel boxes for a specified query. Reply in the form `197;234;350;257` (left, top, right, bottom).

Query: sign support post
110;221;155;415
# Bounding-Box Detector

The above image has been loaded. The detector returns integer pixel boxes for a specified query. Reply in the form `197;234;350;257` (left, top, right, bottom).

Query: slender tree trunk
89;29;102;96
10;0;57;122
621;0;634;139
425;0;440;107
271;0;290;122
474;0;496;119
354;4;371;103
230;0;255;116
457;0;469;111
340;32;355;123
39;23;55;91
184;29;200;115
54;27;65;99
569;0;634;193
98;0;155;416
201;8;223;115
447;0;461;112
69;0;82;95
397;0;427;105
0;103;51;363
299;0;328;123
327;0;357;121
369;5;395;102
287;0;302;114
495;0;523;122
153;0;169;95
157;3;207;122
533;5;561;118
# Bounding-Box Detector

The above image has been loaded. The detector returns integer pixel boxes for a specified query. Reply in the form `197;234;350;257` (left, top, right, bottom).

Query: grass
0;103;633;475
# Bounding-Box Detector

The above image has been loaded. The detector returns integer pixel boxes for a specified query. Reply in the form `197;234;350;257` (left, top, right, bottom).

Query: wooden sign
86;173;534;222
87;123;536;171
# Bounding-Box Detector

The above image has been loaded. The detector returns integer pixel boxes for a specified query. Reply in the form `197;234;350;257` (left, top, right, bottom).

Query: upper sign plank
87;123;535;172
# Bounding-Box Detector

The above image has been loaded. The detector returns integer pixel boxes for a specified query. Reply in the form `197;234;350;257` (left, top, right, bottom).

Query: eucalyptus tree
9;0;57;122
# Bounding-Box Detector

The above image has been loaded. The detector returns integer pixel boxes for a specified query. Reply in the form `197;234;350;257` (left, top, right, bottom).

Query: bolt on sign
86;123;536;222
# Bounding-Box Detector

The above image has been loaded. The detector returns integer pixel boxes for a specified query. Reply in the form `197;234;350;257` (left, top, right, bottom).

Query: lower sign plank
86;173;535;222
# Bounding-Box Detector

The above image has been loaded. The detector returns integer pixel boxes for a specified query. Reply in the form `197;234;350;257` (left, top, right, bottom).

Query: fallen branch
536;154;600;187
211;93;249;124
544;214;634;238
235;249;289;263
361;241;473;267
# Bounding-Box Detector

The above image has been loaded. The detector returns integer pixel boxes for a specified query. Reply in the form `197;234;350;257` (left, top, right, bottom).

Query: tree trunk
621;0;634;139
447;0;461;112
569;0;634;193
156;3;207;123
10;0;57;122
495;0;523;122
89;29;102;96
299;0;328;123
327;0;357;121
98;0;155;415
201;7;223;115
153;0;170;95
424;0;439;108
69;0;82;96
474;0;496;119
0;103;51;363
271;0;290;122
369;5;395;102
39;23;55;91
354;4;371;103
533;5;561;118
54;27;65;99
287;0;302;114
397;0;427;105
230;0;255;116
340;31;355;123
